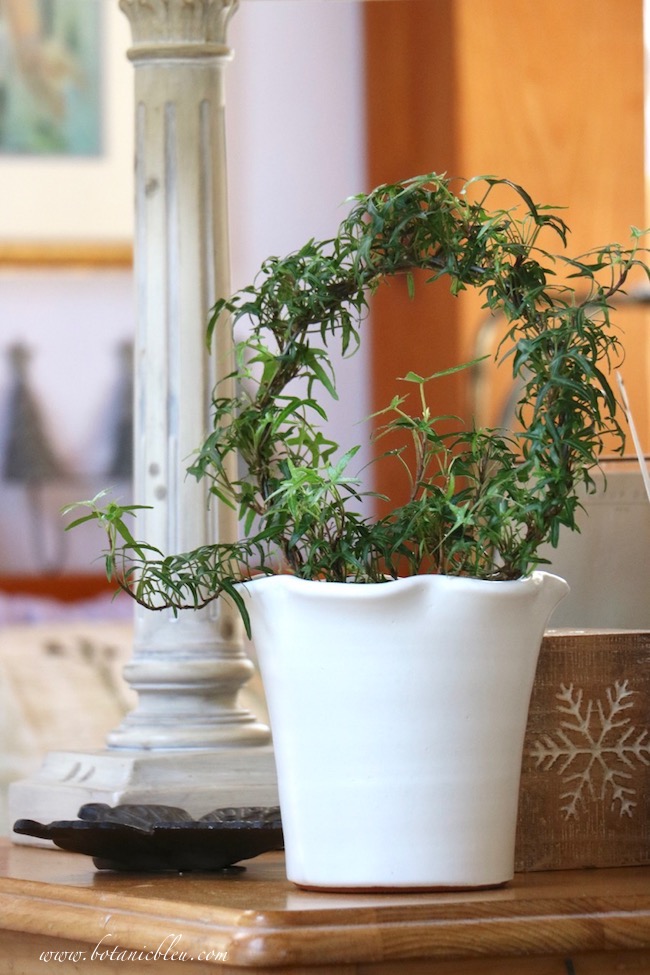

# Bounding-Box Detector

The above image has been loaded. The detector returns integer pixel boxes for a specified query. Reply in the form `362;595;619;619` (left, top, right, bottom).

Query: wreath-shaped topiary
68;173;647;632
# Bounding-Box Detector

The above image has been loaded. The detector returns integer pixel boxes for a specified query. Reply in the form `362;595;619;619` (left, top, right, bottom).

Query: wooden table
0;840;649;974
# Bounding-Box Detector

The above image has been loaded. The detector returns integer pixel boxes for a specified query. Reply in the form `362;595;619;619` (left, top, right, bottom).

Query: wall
227;0;371;491
0;268;135;574
0;0;368;577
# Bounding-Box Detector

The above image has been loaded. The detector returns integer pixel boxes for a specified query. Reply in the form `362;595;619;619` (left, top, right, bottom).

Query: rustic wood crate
516;630;650;872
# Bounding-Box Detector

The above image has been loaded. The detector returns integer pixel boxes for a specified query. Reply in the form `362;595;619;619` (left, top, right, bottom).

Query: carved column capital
119;0;239;56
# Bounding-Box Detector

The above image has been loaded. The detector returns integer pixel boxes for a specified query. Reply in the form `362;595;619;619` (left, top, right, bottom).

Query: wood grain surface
0;842;648;972
517;630;650;872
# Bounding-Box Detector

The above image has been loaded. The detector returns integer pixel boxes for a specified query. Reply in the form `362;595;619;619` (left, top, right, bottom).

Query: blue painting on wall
0;0;102;156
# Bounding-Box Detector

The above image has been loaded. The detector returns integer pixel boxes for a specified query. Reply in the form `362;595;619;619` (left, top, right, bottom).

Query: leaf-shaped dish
14;803;283;872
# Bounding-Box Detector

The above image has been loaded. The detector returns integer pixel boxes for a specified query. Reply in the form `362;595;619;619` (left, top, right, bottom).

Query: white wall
0;269;136;573
228;1;367;280
226;0;371;502
0;0;368;575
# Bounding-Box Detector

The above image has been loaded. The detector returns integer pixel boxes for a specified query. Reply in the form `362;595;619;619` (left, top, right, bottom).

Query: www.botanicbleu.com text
39;934;228;964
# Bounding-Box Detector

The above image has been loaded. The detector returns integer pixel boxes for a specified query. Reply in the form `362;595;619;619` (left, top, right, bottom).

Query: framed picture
0;0;133;265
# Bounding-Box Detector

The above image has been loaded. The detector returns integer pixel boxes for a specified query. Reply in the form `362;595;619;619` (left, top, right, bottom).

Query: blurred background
0;0;648;625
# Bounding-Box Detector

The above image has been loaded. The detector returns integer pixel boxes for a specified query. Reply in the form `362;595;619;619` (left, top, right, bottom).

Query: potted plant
68;173;646;890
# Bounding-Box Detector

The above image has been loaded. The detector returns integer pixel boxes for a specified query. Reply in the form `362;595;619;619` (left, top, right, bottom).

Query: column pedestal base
9;746;278;847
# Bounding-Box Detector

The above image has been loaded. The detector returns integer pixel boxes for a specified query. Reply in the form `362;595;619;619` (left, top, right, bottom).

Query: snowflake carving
530;680;650;819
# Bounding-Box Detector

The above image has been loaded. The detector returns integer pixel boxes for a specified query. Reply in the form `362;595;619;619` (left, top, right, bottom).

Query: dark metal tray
14;803;283;872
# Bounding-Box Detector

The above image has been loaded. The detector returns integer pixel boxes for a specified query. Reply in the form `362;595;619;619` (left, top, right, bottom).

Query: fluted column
109;0;268;748
9;1;277;837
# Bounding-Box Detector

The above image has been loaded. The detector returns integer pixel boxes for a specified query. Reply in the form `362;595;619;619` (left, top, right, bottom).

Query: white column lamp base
10;746;278;847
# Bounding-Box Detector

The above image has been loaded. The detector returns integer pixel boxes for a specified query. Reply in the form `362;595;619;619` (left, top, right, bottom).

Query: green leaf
64;170;634;619
400;356;489;384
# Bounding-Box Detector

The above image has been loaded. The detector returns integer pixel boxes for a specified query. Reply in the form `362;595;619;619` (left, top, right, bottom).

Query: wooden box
516;629;650;871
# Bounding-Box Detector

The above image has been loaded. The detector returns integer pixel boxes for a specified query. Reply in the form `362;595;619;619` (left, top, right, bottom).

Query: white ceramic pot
239;571;568;891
